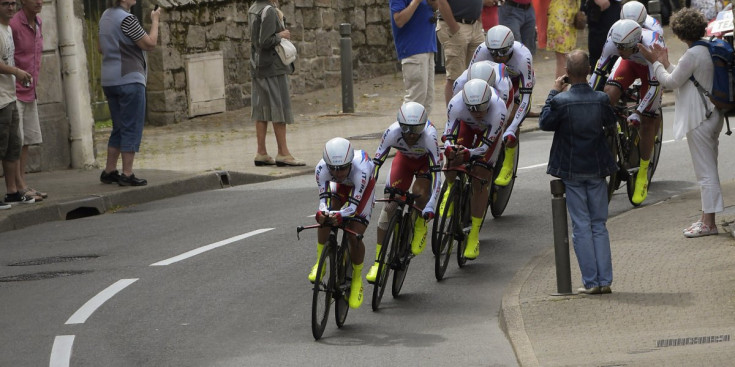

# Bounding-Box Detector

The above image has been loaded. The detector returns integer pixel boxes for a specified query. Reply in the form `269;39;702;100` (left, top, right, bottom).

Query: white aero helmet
462;79;492;112
620;1;647;25
609;19;642;49
323;137;354;170
468;61;498;87
485;25;514;57
397;101;428;135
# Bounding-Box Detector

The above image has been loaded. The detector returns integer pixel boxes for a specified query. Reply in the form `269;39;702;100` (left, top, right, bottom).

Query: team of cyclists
309;2;666;310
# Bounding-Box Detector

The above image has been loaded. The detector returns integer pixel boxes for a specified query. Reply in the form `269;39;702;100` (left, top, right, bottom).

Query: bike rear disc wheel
334;241;351;327
435;183;458;281
490;140;520;218
372;213;398;311
311;246;333;340
392;215;412;297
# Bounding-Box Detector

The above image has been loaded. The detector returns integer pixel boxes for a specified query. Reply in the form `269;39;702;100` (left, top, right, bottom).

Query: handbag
573;10;587;30
276;38;297;65
260;5;297;65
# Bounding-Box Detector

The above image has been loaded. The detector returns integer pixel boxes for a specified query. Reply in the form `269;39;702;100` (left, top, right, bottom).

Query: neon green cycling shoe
632;161;649;205
464;217;482;259
464;231;480;259
494;146;517;187
349;264;364;309
366;262;380;284
411;217;427;255
308;262;324;284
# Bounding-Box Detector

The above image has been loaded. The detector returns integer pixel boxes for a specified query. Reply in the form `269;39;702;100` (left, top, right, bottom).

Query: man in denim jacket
539;49;617;295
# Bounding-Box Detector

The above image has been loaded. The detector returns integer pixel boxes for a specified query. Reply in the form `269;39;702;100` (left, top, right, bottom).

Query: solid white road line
65;279;139;325
50;335;75;367
150;228;274;266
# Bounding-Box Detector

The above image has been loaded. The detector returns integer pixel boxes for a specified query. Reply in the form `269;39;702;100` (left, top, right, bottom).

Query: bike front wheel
392;214;413;297
372;213;399;311
311;244;334;340
606;128;621;202
334;238;351;327
457;182;471;268
435;182;458;281
648;114;664;181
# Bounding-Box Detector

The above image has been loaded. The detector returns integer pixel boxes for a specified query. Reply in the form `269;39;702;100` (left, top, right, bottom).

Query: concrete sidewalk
4;25;735;366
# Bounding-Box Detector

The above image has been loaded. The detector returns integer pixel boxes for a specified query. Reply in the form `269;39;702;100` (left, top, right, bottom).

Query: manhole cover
0;270;91;282
9;255;99;266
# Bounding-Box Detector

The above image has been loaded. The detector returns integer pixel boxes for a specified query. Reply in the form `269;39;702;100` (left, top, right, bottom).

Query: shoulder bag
260;5;297;65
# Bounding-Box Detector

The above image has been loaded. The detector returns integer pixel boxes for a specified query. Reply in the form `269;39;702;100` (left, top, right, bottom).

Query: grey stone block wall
146;0;398;125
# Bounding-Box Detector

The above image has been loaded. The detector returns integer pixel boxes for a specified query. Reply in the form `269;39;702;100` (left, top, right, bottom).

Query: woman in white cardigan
638;8;724;238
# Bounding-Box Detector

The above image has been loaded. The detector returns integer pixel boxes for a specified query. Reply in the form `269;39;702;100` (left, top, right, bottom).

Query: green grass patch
95;119;113;130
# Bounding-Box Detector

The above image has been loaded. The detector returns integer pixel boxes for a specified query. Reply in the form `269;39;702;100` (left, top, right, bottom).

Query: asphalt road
2;107;732;366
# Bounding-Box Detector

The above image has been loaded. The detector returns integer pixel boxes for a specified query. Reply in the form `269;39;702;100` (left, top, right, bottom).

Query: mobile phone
154;5;159;11
563;76;569;83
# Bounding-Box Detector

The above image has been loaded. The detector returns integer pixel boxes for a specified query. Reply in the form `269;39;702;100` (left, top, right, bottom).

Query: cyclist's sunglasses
614;42;637;51
466;100;490;112
489;46;512;58
328;163;351;172
399;123;424;135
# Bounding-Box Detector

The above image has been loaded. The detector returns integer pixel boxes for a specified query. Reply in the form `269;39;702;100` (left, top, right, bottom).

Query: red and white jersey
591;28;665;85
443;88;507;158
373;121;442;214
643;15;663;35
315;150;374;218
470;41;535;139
452;62;513;106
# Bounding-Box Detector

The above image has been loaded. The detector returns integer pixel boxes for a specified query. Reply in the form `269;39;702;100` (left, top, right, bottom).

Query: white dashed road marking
150;228;274;266
49;335;75;367
65;278;139;325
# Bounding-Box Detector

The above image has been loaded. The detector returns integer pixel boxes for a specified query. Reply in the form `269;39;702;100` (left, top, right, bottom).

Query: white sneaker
0;202;10;210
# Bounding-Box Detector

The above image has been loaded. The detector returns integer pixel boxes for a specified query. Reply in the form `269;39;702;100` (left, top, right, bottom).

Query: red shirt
10;10;42;103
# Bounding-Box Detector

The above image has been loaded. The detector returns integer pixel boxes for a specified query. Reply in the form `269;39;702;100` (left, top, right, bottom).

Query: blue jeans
498;4;537;55
563;177;613;288
103;83;146;152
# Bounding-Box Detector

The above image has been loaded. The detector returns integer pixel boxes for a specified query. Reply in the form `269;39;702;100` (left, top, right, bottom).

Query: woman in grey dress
249;0;304;167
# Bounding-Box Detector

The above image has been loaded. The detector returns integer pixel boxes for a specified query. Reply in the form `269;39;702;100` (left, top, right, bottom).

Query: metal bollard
339;23;354;114
550;179;573;295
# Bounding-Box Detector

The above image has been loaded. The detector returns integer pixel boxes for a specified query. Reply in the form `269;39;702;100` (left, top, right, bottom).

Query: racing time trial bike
371;187;423;311
297;217;362;340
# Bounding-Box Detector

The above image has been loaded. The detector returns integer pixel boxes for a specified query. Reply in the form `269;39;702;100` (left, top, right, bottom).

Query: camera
563;76;569;84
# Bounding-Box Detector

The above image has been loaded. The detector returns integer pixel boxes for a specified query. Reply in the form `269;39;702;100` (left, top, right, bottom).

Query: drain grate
0;270;91;282
656;335;730;348
9;255;99;266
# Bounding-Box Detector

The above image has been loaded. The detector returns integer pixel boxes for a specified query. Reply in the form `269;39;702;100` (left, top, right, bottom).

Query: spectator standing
481;0;500;31
499;0;537;55
547;0;579;77
0;0;34;209
435;0;484;105
248;0;304;168
389;0;439;115
583;0;621;70
533;0;550;49
638;8;723;238
539;50;616;294
10;0;45;201
98;0;160;186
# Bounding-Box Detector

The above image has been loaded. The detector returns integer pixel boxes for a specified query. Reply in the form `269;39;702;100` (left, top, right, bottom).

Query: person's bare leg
273;122;291;157
555;52;566;78
106;146;120;173
256;120;269;156
121;151;135;176
3;159;19;194
14;145;28;191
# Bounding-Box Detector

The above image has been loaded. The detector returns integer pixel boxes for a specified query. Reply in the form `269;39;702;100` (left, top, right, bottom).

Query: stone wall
147;0;397;125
